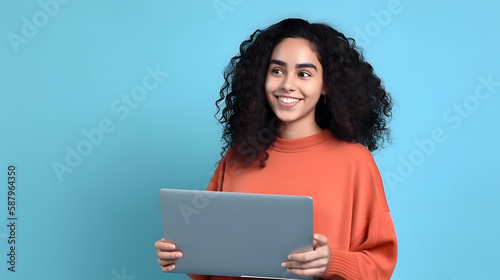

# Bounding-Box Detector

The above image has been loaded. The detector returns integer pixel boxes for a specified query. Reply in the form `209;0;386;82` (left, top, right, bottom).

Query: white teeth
279;97;300;103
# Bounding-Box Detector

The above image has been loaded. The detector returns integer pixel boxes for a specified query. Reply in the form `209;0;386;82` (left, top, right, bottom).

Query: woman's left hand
281;233;332;278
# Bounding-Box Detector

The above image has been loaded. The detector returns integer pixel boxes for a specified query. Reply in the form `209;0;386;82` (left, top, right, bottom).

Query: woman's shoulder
324;134;374;160
328;137;388;208
319;135;381;173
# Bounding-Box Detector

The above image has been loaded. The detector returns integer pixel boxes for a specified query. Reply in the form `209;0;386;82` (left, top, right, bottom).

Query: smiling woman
213;18;393;168
155;18;397;280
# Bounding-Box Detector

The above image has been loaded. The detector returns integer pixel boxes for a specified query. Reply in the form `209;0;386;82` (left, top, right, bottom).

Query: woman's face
265;37;325;133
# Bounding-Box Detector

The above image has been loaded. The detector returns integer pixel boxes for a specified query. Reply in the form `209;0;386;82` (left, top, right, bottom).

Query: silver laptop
160;188;313;280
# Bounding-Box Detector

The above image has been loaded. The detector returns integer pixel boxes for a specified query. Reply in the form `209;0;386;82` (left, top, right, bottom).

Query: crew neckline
271;129;335;152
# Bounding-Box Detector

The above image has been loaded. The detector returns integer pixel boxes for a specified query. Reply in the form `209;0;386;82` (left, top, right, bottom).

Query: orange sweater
188;129;397;280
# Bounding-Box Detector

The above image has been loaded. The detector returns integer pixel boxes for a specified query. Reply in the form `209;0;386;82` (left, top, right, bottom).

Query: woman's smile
277;96;302;107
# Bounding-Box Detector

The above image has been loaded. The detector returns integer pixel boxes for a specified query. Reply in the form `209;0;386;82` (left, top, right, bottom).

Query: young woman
155;18;397;280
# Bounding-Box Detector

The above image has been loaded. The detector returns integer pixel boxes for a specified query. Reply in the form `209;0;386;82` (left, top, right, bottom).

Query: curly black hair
215;18;393;168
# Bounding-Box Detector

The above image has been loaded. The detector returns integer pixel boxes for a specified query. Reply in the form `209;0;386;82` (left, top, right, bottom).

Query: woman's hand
155;238;183;272
281;234;332;278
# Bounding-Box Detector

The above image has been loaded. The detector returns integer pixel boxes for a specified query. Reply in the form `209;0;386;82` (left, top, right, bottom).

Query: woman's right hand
155;238;183;272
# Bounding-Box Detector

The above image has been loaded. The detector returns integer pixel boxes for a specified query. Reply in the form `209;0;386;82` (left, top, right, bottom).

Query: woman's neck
277;121;323;139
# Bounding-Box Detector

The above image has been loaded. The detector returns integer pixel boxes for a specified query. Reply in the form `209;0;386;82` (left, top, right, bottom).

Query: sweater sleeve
321;146;398;280
322;211;397;280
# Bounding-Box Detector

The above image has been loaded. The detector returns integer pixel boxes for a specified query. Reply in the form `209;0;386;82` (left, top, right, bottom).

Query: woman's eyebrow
296;63;317;70
269;59;317;71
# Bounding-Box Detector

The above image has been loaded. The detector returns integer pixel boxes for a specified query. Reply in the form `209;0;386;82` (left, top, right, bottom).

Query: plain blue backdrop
1;0;499;279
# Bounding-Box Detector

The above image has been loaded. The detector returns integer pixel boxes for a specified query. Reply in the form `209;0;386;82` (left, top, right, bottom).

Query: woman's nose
281;75;296;92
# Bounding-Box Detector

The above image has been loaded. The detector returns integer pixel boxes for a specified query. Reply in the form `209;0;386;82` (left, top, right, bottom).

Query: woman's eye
298;72;311;77
272;69;283;74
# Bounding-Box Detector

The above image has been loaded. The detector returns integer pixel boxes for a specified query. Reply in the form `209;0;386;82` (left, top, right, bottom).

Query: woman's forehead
269;38;321;66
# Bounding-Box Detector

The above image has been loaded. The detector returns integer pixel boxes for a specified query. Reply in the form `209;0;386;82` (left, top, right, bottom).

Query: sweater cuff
186;274;211;280
321;249;361;280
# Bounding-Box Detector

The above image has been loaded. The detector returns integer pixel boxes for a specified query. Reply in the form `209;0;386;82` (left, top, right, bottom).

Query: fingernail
177;252;183;258
287;255;291;260
281;262;286;268
170;245;176;250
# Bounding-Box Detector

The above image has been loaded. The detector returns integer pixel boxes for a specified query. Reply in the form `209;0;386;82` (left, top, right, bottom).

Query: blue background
1;0;499;279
